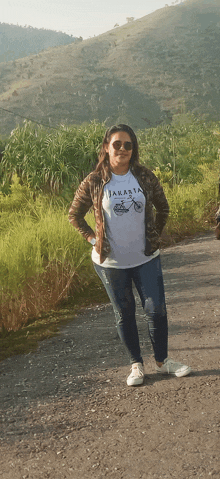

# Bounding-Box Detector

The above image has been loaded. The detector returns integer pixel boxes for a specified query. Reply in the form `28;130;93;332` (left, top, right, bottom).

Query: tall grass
0;117;219;331
0;166;218;331
1;120;106;195
162;165;219;238
138;114;220;185
2;115;219;194
0;181;96;330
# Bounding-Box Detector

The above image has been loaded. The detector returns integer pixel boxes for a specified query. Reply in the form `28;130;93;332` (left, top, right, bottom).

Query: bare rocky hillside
0;0;220;135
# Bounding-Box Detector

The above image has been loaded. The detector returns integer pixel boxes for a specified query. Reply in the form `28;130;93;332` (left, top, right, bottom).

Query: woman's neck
111;165;130;175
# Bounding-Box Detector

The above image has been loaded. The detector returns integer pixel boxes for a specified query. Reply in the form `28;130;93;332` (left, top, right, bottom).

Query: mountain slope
0;23;80;63
0;0;220;136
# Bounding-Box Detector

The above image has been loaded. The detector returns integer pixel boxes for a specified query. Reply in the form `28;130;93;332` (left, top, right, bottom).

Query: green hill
0;0;220;136
0;23;80;64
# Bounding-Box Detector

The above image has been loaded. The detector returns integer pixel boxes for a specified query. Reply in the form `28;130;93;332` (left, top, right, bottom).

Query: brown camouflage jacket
216;206;220;222
69;164;169;264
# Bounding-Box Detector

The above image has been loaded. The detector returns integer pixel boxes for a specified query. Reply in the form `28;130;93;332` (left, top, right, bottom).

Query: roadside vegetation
0;115;219;359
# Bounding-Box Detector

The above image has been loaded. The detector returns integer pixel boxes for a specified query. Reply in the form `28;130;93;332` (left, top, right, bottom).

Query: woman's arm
151;173;169;235
68;175;96;242
215;205;220;240
215;205;220;223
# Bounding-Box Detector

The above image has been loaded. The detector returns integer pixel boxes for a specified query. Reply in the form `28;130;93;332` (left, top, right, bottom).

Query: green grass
161;164;219;238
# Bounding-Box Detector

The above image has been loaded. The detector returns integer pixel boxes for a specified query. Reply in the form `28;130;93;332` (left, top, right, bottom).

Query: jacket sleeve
68;174;95;240
216;205;220;223
152;173;169;235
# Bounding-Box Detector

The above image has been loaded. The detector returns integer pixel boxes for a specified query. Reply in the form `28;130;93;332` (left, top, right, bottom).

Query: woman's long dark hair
96;124;140;179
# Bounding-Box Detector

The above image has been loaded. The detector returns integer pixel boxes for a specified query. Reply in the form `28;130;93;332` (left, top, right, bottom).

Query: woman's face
105;131;133;175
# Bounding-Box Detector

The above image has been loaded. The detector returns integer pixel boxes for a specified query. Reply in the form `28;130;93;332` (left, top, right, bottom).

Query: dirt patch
0;231;219;478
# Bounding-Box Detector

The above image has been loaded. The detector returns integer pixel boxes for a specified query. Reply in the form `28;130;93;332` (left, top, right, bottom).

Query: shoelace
132;365;143;377
165;359;182;372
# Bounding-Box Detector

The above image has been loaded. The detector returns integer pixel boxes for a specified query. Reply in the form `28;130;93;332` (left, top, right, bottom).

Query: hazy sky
2;0;177;39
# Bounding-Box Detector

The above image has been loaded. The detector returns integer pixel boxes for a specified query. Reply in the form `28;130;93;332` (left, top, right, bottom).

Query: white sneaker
156;358;191;377
127;362;144;386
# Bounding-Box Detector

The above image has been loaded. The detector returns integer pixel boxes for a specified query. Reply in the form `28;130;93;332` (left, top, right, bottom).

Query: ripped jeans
93;256;168;364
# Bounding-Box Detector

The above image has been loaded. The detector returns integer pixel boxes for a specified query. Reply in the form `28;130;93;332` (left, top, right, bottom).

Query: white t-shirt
92;170;159;268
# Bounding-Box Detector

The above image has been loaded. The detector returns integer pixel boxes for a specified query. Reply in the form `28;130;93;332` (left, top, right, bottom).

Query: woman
69;124;191;386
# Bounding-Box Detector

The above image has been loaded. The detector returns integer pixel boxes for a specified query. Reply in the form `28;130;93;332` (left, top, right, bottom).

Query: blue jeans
93;256;168;364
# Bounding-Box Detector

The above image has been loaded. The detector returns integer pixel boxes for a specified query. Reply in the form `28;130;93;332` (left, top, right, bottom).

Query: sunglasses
112;140;133;151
